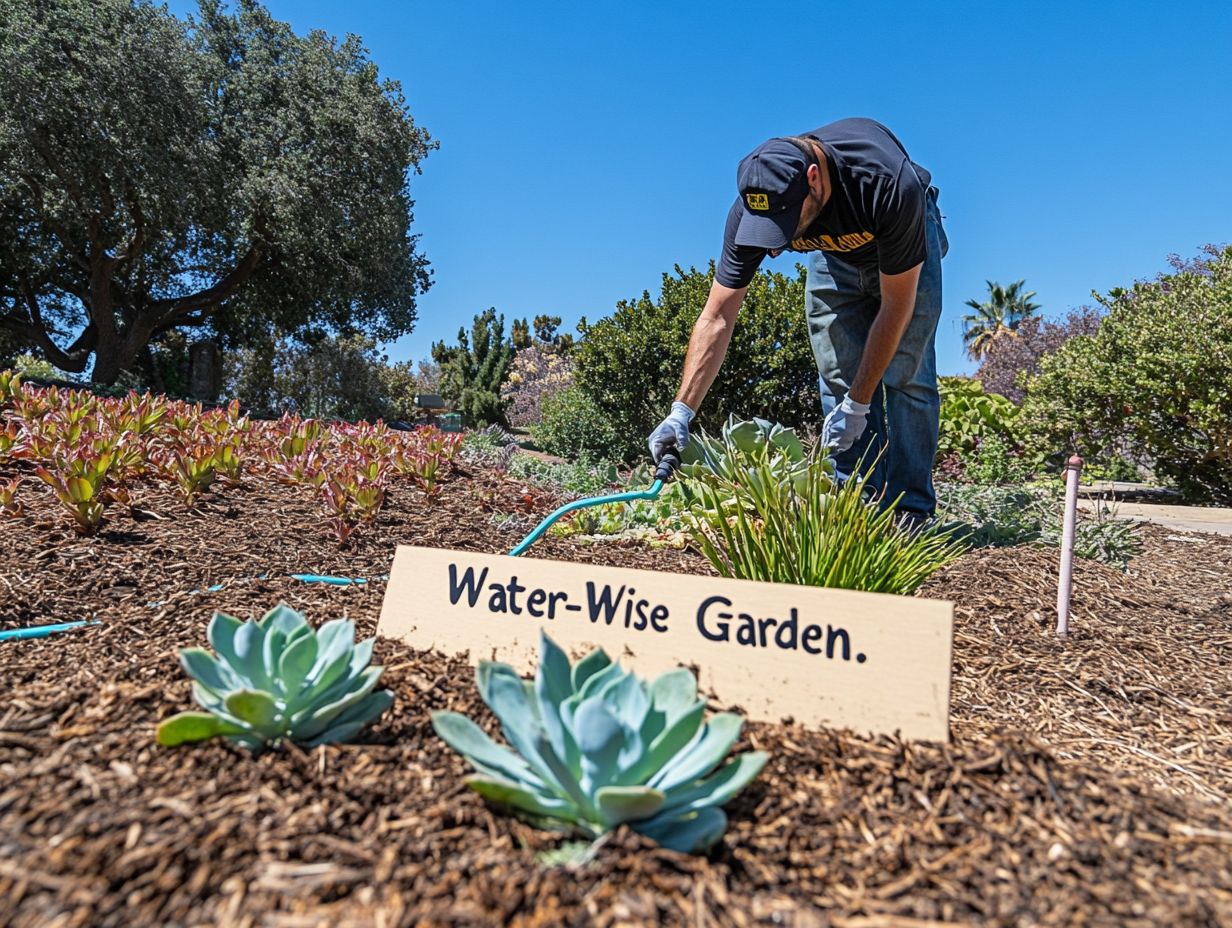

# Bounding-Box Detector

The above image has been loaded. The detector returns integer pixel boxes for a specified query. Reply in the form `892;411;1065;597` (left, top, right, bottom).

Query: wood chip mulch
2;467;1231;927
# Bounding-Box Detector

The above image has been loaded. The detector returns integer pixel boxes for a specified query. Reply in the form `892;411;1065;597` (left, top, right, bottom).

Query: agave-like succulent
157;603;393;750
432;631;768;854
679;415;818;500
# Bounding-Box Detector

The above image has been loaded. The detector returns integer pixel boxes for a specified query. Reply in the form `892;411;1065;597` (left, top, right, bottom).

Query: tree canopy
961;279;1041;361
0;0;434;383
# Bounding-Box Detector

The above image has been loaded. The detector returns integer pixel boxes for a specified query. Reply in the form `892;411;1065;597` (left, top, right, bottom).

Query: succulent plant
679;415;817;508
157;603;393;750
432;631;768;854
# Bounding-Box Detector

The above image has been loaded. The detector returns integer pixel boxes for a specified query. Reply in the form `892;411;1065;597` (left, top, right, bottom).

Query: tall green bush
530;385;624;463
1021;246;1232;502
432;309;516;428
573;263;820;463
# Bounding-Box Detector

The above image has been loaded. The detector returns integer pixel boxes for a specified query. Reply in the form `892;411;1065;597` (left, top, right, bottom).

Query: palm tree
962;280;1042;360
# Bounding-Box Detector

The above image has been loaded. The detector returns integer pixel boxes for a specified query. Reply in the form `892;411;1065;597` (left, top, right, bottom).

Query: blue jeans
805;186;948;516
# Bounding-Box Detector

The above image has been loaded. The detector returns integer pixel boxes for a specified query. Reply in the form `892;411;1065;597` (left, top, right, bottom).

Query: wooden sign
378;547;954;742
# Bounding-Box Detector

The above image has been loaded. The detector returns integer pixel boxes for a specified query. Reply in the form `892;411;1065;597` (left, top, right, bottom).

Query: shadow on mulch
2;466;1231;927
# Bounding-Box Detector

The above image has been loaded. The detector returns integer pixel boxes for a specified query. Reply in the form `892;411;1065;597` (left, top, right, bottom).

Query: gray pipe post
1056;455;1084;636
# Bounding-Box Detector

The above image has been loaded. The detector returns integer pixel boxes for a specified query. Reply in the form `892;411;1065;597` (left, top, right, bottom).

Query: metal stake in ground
1056;455;1084;636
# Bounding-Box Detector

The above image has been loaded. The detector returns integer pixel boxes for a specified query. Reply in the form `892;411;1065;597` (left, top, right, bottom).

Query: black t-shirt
716;118;932;288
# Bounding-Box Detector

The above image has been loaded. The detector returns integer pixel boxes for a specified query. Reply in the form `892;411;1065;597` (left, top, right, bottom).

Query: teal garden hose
509;448;680;556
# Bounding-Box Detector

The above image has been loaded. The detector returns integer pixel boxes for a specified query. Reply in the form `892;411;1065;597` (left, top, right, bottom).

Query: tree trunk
188;338;222;403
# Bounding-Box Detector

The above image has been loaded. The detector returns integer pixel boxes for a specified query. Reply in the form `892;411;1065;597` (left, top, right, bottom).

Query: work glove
821;394;871;454
648;401;694;462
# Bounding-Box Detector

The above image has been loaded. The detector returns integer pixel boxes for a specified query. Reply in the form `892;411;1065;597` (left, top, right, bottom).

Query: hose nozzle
654;447;681;483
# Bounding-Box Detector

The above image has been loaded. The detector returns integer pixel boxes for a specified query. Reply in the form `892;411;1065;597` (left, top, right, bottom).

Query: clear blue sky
172;0;1232;377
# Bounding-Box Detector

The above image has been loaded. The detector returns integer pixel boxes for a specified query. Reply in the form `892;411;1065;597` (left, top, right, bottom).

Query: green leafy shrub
432;309;516;428
573;263;820;463
530;385;625;463
157;604;393;750
1021;246;1232;502
679;419;964;592
937;377;1023;460
964;433;1033;487
432;630;767;854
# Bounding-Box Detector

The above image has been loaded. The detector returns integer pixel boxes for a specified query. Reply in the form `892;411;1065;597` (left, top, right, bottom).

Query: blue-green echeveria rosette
157;603;394;750
431;630;768;854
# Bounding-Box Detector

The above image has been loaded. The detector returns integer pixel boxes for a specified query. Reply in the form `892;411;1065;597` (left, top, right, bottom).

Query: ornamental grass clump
157;604;393;750
432;630;768;854
679;417;963;594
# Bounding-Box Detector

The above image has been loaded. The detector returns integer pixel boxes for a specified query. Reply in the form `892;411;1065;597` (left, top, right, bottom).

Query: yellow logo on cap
745;193;770;211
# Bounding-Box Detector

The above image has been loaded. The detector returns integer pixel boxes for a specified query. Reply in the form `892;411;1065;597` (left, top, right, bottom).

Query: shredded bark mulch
2;468;1231;927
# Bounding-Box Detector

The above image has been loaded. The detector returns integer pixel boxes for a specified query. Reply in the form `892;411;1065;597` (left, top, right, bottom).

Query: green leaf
302;690;393;746
649;668;698;725
291;666;382;739
224;690;281;734
595;785;665;827
178;647;235;694
602;673;650;735
480;666;565;794
206;611;243;666
572;696;627;792
308;620;355;682
649;713;744;792
570;648;611;692
431;711;541;786
261;628;288;682
617;700;706;786
278;632;319;697
635;807;728;854
659;751;768;815
466;775;580;822
157;711;247;746
575;661;625;702
532;730;594;817
536;633;579;770
231;620;269;689
260;603;307;637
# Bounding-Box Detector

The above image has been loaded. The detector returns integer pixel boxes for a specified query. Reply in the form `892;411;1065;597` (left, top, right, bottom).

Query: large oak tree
0;0;434;383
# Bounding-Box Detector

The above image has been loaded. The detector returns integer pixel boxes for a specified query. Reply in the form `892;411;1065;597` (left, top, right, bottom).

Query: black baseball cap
734;138;812;250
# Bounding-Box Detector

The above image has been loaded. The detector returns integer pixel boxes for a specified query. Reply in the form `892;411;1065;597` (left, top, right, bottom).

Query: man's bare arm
675;281;747;411
847;263;923;404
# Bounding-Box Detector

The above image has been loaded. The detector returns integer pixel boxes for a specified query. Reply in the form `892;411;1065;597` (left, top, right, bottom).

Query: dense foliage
0;0;433;383
976;307;1105;403
935;483;1141;569
432;309;516;428
433;630;767;854
936;377;1025;463
1021;246;1232;502
530;385;624;462
157;603;393;750
678;418;964;592
225;333;419;421
574;263;819;463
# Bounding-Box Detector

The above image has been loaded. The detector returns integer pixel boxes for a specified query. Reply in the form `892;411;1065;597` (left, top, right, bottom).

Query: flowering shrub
500;346;574;428
976;306;1105;403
